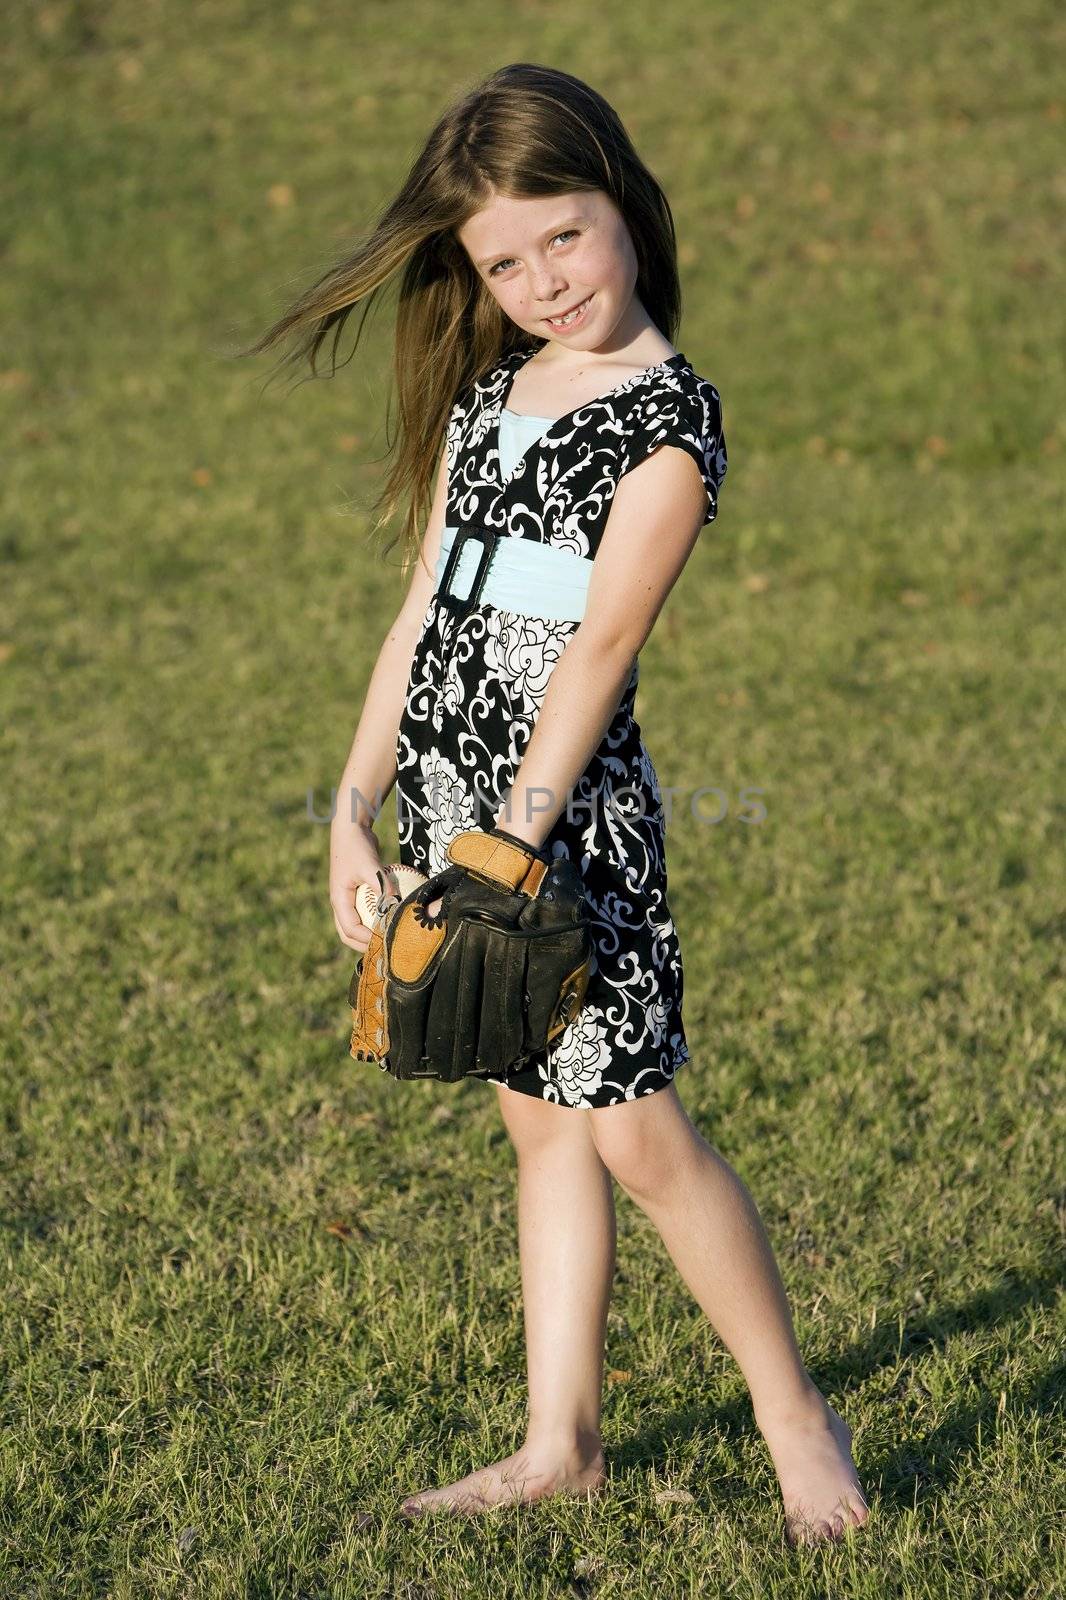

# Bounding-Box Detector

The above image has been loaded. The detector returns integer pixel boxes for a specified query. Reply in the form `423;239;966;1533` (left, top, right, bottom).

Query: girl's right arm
329;448;449;951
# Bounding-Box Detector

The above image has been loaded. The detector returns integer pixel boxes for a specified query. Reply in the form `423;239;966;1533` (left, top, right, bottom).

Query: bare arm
330;448;448;948
493;443;710;847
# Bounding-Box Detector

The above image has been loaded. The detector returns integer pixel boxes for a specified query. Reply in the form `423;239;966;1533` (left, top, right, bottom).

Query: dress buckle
436;525;501;614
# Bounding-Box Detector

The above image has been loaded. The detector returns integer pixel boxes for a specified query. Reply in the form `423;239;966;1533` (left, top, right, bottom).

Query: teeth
548;297;589;327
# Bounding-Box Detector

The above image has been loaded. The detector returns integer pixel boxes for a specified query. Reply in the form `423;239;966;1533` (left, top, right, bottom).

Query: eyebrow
475;214;586;269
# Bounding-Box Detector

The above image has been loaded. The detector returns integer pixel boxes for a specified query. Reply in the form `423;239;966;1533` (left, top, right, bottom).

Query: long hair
238;62;684;576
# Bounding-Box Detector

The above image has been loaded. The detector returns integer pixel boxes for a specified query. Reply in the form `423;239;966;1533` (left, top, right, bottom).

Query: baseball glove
348;824;593;1082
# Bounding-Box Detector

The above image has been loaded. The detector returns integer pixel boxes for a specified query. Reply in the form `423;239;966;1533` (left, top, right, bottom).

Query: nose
529;261;568;305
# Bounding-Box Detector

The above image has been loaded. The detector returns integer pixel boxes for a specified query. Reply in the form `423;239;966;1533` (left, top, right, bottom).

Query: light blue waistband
433;525;592;622
432;408;591;623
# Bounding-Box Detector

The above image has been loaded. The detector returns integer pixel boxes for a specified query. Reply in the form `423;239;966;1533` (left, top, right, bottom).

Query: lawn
1;2;1063;1595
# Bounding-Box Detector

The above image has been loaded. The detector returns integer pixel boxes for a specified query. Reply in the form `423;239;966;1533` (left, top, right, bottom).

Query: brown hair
238;62;684;576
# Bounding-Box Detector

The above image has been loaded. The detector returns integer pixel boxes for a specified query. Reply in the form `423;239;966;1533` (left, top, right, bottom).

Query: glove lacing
410;863;466;930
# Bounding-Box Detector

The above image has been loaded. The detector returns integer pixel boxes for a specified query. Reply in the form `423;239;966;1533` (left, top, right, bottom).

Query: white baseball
355;863;428;929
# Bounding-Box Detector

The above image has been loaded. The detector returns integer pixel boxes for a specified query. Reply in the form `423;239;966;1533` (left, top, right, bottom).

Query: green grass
2;1;1064;1595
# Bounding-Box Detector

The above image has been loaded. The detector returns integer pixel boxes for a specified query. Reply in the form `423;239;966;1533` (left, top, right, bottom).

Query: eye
487;229;579;278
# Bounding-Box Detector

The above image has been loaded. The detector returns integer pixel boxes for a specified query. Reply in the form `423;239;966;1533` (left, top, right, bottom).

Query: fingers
334;862;406;953
332;900;365;940
334;869;385;948
332;900;373;951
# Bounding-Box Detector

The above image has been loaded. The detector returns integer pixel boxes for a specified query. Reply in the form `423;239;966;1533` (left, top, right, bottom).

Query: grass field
2;1;1064;1595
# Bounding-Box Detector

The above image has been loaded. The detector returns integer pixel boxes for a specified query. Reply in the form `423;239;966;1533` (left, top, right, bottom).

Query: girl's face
457;189;639;352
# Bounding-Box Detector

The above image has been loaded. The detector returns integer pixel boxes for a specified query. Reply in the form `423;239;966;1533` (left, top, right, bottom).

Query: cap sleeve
621;374;728;526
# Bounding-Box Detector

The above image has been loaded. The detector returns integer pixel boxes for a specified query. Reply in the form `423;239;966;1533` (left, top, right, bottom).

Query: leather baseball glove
348;825;593;1082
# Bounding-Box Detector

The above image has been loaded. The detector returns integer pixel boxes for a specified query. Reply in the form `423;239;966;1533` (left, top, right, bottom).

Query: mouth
544;294;593;332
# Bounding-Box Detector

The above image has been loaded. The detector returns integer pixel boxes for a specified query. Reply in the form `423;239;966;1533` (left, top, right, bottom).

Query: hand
329;818;399;953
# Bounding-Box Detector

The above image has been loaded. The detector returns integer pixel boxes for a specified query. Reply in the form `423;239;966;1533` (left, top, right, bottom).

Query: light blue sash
433;409;592;623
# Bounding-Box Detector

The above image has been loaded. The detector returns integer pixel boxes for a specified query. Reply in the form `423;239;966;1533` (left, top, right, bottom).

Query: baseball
355;863;428;929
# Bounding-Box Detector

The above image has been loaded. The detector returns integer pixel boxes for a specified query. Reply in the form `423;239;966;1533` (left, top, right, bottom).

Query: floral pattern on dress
392;345;727;1108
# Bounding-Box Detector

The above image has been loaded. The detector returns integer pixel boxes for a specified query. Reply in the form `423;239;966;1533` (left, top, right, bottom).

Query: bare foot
399;1440;607;1518
754;1384;870;1546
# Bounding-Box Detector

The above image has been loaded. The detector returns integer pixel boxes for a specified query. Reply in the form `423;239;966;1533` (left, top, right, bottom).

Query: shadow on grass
609;1269;1065;1514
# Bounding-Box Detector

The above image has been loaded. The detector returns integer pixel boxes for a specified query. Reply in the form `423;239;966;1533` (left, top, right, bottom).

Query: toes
400;1490;446;1518
786;1502;869;1546
784;1514;816;1547
400;1486;494;1519
784;1510;844;1546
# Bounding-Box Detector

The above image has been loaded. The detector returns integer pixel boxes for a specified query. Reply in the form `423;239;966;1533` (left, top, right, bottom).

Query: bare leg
400;1087;612;1517
587;1082;870;1545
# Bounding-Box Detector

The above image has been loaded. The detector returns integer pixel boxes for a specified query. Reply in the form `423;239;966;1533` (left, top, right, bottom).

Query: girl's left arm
494;445;711;848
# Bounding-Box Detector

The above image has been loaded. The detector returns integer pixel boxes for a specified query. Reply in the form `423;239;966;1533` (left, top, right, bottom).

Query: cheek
491;279;524;314
579;241;628;290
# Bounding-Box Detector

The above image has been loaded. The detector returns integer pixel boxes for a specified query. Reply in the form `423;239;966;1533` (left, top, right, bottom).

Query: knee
588;1118;687;1204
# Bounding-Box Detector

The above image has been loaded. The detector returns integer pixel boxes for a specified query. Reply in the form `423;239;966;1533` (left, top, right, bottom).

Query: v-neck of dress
492;346;690;491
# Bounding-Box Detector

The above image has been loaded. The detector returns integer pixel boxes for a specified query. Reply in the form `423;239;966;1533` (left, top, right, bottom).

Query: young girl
250;63;869;1546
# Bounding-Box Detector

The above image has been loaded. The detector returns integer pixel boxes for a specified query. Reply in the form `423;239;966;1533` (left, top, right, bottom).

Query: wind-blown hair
240;62;685;574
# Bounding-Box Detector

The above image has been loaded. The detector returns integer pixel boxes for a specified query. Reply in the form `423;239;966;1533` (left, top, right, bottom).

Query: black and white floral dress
394;345;727;1109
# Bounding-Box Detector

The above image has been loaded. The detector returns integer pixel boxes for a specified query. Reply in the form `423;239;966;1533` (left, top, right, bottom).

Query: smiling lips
544;294;592;329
